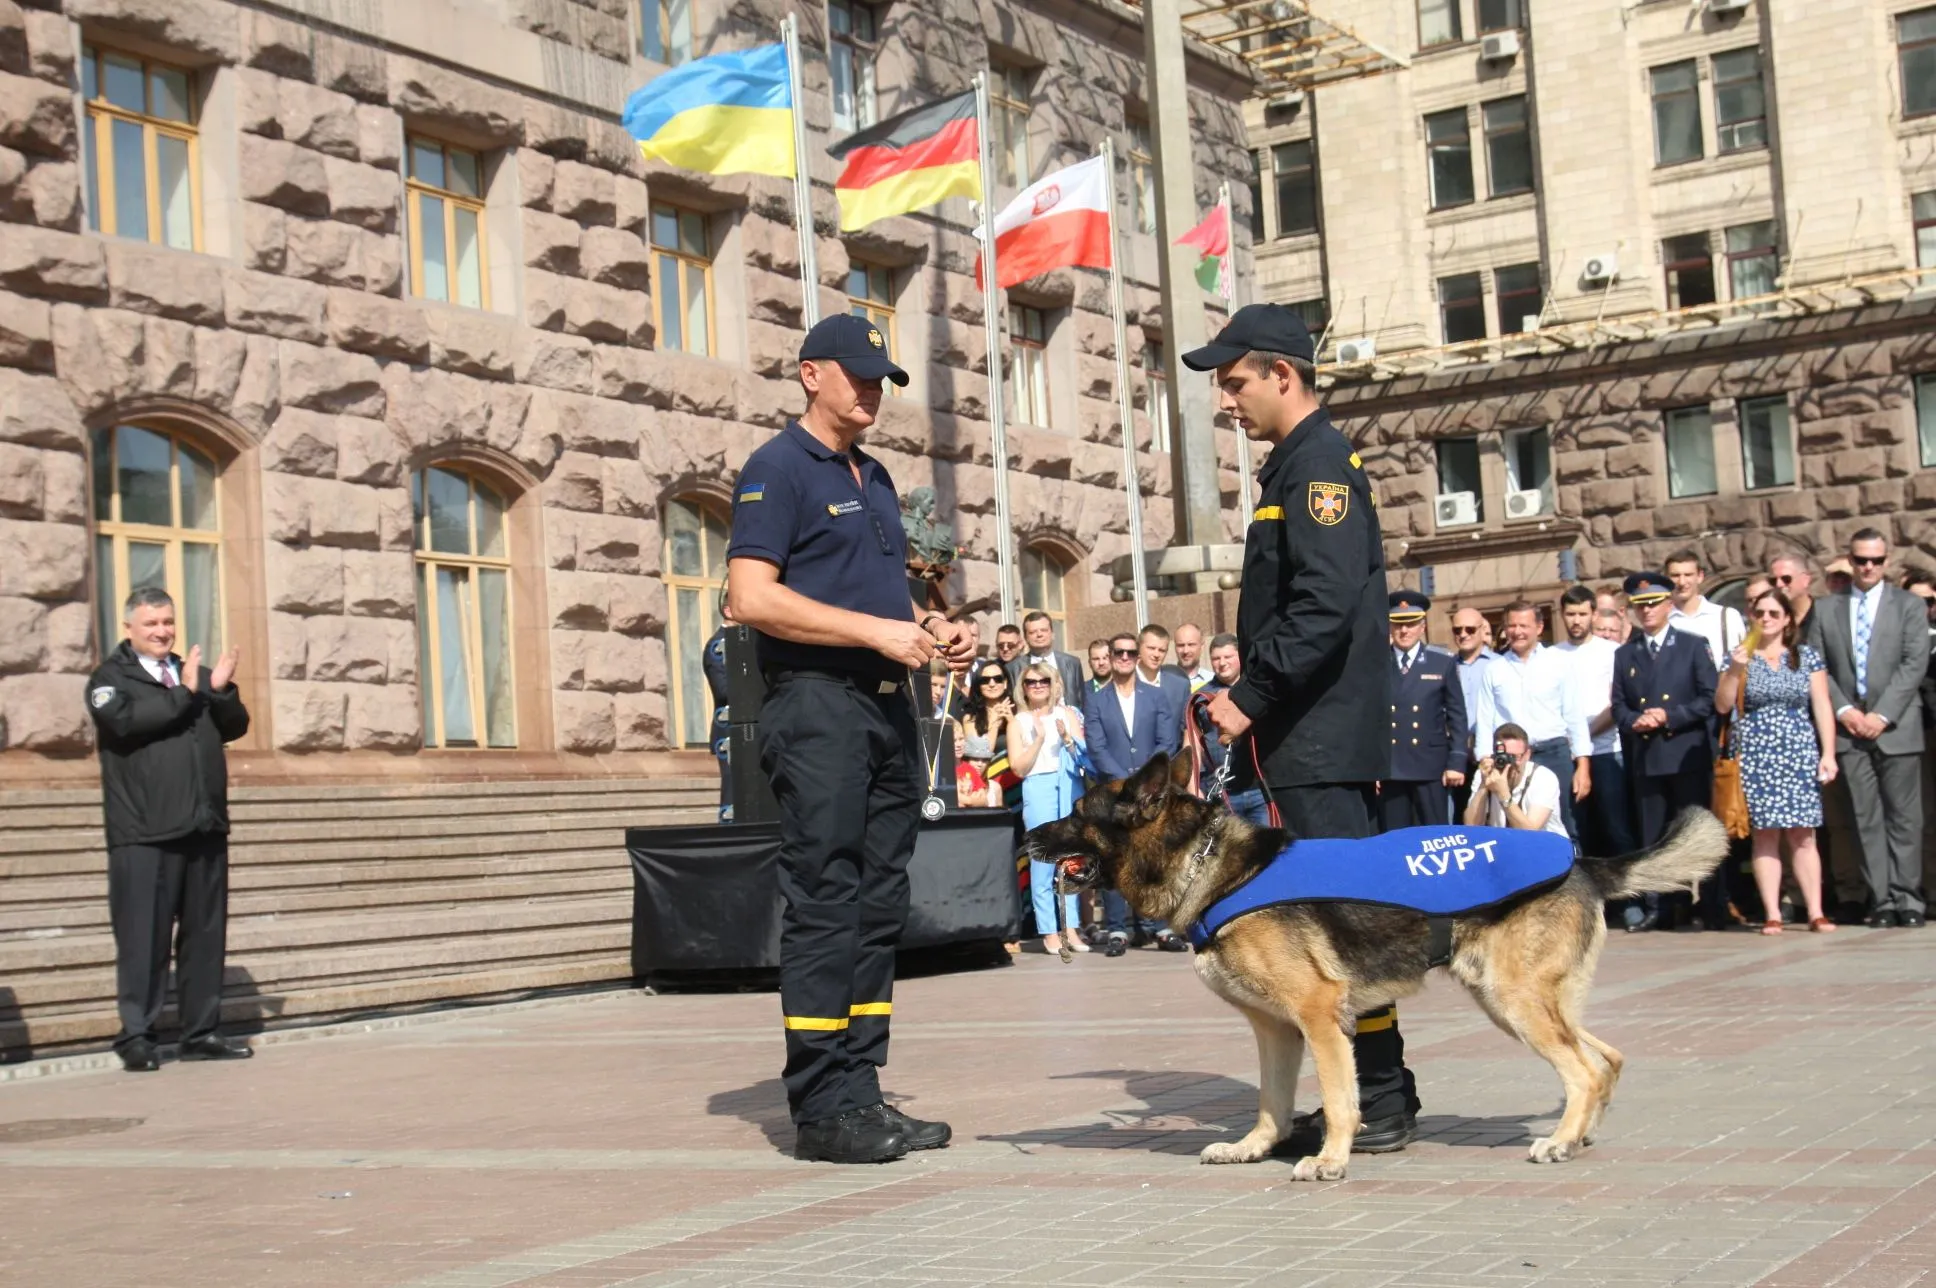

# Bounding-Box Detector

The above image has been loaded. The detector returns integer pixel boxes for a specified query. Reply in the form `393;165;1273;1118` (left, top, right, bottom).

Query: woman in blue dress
1716;588;1840;934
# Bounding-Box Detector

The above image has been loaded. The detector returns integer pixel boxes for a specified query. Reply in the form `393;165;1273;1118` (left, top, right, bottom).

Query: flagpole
974;69;1017;624
1221;179;1255;528
781;13;821;327
1100;137;1150;619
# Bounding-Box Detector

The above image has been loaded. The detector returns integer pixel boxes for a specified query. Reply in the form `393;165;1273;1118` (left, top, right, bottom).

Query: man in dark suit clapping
1613;571;1718;930
1083;631;1184;955
1806;531;1930;928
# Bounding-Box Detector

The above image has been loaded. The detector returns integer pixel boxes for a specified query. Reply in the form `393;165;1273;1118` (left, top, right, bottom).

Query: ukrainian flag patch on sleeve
738;484;765;503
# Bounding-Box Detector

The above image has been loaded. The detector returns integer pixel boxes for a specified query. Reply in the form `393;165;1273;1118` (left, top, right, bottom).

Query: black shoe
1104;933;1128;958
1154;930;1189;953
794;1108;908;1163
864;1102;951;1150
1625;909;1659;933
1900;911;1926;928
118;1039;159;1073
1273;1110;1416;1156
1867;909;1900;928
179;1034;253;1061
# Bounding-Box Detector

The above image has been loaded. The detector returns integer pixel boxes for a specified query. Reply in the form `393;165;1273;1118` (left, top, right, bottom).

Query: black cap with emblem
1181;302;1316;371
1388;589;1431;622
799;312;909;387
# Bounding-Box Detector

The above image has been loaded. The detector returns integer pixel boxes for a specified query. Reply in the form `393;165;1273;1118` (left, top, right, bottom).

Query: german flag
829;90;980;232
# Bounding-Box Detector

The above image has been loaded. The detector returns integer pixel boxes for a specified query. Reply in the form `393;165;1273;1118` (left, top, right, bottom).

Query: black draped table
627;809;1023;982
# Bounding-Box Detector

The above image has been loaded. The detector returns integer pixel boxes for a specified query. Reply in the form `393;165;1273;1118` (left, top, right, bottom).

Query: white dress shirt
1456;650;1494;746
1482;762;1572;839
137;654;180;686
1114;683;1136;733
1843;581;1890;718
1476;644;1591;759
1554;635;1620;757
1669;596;1744;670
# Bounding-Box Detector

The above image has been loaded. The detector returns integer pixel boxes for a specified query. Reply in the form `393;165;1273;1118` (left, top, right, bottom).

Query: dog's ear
1167;749;1195;795
1127;753;1172;822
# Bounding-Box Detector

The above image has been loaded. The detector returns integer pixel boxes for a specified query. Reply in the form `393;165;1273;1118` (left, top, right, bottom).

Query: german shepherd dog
1021;752;1730;1181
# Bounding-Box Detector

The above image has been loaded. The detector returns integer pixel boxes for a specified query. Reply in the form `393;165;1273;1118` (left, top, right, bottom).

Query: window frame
90;422;227;663
1738;395;1796;492
1425;107;1475;211
662;495;732;750
639;0;694;66
1418;0;1462;49
1724;219;1779;301
1918;373;1936;468
405;135;491;310
1900;7;1936;120
1008;303;1051;428
847;259;897;392
1018;546;1072;653
1435;436;1485;525
650;201;717;357
1438;271;1487;344
828;0;880;135
1650;59;1704;167
1502;425;1553;516
1482;95;1535;198
1663;231;1717;309
1915;191;1936;270
1478;0;1523;33
1664;405;1719;500
413;465;519;751
1141;338;1170;455
81;44;203;251
1246;149;1266;240
1271;138;1320;238
1712;47;1767;155
990;61;1032;189
1127;115;1157;236
1494;263;1543;335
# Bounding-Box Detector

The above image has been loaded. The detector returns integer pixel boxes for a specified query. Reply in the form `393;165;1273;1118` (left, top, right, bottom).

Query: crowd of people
933;528;1936;951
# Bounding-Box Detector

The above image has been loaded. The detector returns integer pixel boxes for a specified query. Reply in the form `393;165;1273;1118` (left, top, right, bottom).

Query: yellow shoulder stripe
1254;505;1285;521
1348;451;1362;469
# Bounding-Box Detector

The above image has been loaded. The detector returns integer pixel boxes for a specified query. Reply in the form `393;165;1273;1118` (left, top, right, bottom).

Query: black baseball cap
1181;303;1316;371
799;312;909;386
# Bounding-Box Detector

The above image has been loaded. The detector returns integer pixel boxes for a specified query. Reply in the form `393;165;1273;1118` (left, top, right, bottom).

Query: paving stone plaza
3;928;1933;1287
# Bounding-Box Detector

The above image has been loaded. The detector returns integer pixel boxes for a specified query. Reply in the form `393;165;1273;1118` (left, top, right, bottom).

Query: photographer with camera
1462;722;1572;840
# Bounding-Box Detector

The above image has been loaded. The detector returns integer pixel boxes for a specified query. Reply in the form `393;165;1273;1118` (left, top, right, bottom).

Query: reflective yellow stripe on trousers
783;1003;891;1030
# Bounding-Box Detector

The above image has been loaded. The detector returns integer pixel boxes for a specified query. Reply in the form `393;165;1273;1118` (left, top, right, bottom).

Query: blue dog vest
1186;826;1575;949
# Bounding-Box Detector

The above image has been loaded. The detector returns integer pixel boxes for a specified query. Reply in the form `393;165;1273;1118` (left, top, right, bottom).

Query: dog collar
1174;813;1227;936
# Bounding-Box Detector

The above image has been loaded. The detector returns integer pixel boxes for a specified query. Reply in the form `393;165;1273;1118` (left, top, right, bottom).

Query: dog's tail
1582;808;1731;899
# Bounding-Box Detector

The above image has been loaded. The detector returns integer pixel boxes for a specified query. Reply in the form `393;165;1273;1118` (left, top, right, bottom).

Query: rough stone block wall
0;0;1253;762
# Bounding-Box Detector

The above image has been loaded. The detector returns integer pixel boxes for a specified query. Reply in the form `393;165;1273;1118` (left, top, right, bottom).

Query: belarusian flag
1176;202;1231;299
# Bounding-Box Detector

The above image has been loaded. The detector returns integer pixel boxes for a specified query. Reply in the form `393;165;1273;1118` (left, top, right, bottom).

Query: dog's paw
1288;1154;1348;1182
1527;1135;1577;1164
1199;1138;1267;1165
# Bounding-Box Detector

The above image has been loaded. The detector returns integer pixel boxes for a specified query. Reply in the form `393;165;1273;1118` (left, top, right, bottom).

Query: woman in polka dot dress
1716;588;1840;935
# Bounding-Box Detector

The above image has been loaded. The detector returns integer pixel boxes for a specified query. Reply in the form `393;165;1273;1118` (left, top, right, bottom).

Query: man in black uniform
1379;589;1466;831
85;587;253;1072
727;313;974;1164
1188;304;1417;1152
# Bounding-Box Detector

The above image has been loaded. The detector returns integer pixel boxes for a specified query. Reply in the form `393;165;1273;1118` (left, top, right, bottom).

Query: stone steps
0;777;715;1059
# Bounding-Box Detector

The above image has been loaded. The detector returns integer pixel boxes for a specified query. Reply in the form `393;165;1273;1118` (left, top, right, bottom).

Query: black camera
1489;750;1516;773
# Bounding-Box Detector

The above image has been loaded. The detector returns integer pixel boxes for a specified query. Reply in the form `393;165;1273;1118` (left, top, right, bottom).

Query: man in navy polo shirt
726;313;975;1165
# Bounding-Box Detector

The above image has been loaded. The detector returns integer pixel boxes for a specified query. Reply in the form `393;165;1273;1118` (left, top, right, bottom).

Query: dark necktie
1398;649;1413;676
1648;637;1660;659
160;664;177;688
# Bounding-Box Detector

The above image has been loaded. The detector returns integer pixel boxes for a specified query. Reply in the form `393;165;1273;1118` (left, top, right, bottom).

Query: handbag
1711;634;1752;840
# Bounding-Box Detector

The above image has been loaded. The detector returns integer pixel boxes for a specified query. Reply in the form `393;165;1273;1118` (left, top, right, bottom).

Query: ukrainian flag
622;43;795;178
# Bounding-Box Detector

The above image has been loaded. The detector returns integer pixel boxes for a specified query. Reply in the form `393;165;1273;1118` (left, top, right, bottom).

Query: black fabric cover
628;809;1021;976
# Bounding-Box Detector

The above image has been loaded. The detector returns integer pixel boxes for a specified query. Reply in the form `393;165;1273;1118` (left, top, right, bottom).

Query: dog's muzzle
1053;856;1100;889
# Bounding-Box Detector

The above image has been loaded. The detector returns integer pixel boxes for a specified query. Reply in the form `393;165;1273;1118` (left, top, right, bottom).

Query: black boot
794;1108;909;1163
862;1102;952;1150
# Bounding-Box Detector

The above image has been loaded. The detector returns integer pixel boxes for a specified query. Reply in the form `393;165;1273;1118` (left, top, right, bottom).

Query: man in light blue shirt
1450;606;1496;823
1475;599;1592;841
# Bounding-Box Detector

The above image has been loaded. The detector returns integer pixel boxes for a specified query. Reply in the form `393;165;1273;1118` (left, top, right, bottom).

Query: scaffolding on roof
1121;0;1410;93
1316;266;1936;385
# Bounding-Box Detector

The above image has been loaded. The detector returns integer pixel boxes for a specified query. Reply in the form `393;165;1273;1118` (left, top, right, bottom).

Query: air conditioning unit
1480;31;1521;61
1520;314;1543;334
1505;488;1547;519
1265;89;1307;112
1707;0;1751;13
1436;492;1478;526
1581;251;1620;283
1334;336;1377;364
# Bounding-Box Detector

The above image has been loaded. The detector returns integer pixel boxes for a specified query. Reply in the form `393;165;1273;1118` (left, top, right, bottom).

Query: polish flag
979;155;1112;290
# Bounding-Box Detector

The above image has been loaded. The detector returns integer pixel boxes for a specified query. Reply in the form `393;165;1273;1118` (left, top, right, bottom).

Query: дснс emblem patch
1308;481;1349;525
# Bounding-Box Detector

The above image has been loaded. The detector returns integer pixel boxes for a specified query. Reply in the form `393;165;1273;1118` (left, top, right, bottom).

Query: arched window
664;496;731;748
91;423;224;657
1019;545;1073;651
413;465;517;749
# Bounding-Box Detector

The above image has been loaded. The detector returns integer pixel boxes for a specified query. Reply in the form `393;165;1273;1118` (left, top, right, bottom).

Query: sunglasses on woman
1022;678;1051;688
978;674;1007;687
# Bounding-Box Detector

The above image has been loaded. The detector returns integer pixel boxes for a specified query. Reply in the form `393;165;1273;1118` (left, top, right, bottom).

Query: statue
901;486;957;615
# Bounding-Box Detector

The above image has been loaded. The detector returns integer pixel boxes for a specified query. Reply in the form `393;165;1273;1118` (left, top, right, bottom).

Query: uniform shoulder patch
1307;481;1350;526
1253;504;1285;521
1348;451;1363;470
737;483;765;503
90;685;115;709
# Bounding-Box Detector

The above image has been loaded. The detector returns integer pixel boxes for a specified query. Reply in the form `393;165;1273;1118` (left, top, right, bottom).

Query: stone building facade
1244;0;1936;623
0;0;1254;775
